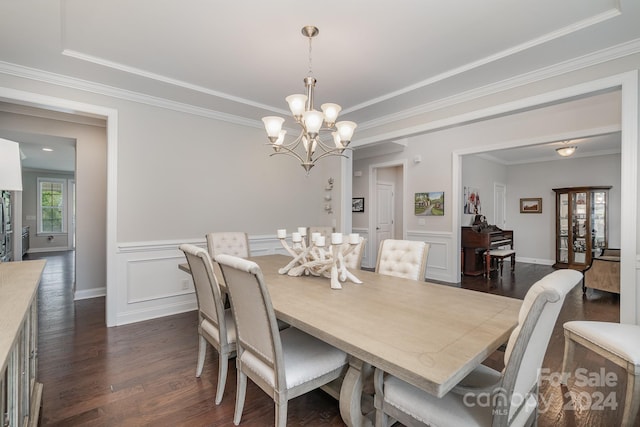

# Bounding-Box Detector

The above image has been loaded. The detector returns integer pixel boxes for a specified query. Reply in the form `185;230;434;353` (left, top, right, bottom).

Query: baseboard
74;286;106;300
28;246;72;253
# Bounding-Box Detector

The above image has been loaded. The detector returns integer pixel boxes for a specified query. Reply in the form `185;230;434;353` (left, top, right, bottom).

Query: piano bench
484;249;516;277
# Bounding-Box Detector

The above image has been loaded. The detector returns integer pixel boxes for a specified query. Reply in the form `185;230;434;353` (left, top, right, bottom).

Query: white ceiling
0;0;637;170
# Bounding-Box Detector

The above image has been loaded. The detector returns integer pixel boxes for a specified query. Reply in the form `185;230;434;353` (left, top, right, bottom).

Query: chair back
179;244;228;343
215;253;285;390
375;239;429;281
206;232;250;287
500;269;582;423
342;238;366;270
206;232;250;258
308;226;334;243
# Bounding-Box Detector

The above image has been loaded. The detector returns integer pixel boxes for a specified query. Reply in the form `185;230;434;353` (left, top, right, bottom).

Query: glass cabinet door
591;190;607;257
571;192;588;265
558;193;569;263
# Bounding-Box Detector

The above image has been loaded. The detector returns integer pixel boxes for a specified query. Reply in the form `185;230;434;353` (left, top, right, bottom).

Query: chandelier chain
307;36;313;77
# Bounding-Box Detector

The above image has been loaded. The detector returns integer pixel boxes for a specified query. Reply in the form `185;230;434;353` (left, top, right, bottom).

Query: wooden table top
181;254;522;397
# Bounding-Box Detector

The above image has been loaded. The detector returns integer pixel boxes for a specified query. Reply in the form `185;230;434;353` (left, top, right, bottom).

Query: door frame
0;86;119;326
493;182;507;229
451;71;637;324
368;159;407;268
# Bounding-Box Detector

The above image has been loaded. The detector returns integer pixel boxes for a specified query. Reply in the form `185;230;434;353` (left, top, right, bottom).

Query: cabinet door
558;193;569;263
591;190;607;256
571;191;588;266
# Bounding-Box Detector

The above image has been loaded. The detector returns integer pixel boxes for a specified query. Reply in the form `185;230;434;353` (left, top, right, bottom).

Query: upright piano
461;224;514;276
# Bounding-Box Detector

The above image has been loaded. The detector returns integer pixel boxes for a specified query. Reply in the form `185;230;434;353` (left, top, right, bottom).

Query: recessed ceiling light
42;147;53;152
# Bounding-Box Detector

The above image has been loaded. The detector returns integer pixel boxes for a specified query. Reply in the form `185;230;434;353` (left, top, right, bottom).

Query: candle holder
277;230;363;289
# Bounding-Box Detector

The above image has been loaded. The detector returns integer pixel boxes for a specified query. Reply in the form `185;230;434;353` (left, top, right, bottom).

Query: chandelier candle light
276;228;363;289
262;26;357;173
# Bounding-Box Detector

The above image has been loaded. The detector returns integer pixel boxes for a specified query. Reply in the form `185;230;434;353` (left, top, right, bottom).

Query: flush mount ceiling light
556;143;577;157
261;26;357;174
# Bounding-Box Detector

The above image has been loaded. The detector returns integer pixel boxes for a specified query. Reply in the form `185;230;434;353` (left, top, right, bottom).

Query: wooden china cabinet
553;186;611;270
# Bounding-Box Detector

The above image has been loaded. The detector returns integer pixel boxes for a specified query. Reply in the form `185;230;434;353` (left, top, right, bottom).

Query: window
37;178;66;234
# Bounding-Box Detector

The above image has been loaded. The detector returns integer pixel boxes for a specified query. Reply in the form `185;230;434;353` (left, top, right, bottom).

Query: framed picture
520;197;542;213
352;197;365;213
415;192;444;216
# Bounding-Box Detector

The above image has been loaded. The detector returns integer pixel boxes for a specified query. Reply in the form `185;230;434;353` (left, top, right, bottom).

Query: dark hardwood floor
29;251;635;426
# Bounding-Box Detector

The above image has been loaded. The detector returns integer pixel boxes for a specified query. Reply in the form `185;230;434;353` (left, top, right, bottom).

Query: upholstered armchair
583;247;620;294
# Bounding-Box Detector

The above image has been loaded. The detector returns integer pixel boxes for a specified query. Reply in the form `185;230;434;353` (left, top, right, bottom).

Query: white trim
27;246;69;253
0;87;121;327
74;287;106;301
0;61;261;129
62;49;288;117
355;37;640;132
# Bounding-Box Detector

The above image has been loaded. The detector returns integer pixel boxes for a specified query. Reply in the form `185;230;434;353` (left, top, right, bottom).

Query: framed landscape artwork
415;192;444;216
520;197;542;213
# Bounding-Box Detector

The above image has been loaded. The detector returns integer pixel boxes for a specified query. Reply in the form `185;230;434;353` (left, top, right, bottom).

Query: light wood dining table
180;253;522;427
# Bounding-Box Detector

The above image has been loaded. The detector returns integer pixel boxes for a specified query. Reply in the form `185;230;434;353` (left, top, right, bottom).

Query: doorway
368;161;406;268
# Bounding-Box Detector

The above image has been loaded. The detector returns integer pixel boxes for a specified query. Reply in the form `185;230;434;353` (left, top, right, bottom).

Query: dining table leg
339;356;374;427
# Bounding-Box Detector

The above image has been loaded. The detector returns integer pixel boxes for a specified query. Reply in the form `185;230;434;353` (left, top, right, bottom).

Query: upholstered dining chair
373;268;583;427
308;226;334;243
375;239;429;281
179;244;236;405
206;231;250;287
215;253;348;427
342;238;366;270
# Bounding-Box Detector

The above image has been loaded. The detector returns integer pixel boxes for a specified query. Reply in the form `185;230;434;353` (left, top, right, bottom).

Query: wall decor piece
352;197;365;213
415;192;444;216
464;186;481;214
520;197;542;213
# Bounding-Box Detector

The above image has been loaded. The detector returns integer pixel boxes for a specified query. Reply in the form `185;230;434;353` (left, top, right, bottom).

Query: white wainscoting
110;231;456;326
114;235;286;326
406;230;455;283
354;228;456;283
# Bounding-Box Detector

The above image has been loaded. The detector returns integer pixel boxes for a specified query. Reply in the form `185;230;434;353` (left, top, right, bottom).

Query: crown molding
357;37;640;132
0;61;263;129
2;37;639;141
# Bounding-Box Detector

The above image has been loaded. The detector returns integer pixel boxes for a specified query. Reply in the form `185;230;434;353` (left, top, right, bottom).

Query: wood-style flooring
30;251;636;426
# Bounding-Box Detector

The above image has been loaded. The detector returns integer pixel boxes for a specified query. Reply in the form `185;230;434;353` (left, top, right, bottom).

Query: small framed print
520;198;542;214
352;197;365;213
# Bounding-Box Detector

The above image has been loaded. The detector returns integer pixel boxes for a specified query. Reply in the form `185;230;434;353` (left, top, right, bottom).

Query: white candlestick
349;233;360;244
298;227;307;237
331;233;343;245
311;232;321;243
292;232;302;243
277;229;287;239
316;235;325;247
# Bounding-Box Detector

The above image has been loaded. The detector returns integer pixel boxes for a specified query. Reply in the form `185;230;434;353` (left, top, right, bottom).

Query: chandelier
261;26;357;173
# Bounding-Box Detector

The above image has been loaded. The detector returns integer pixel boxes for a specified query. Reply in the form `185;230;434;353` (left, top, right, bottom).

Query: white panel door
494;182;506;229
375;182;394;261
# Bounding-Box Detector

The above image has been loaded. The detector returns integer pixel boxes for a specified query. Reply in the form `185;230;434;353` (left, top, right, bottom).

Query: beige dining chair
561;321;640;427
215;253;348;427
373;268;583;427
342;238;366;270
375;239;429;281
179;244;236;405
308;226;334;242
206;231;250;287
